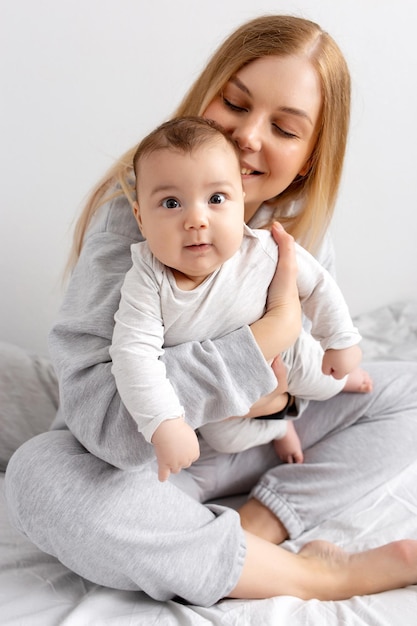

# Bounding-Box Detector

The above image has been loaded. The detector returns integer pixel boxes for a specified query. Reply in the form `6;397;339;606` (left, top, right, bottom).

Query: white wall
1;0;417;355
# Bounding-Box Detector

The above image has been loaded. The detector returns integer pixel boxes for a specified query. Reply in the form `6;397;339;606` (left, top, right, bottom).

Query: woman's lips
241;167;262;176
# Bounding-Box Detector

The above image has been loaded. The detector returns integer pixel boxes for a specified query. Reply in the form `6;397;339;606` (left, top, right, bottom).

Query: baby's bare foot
343;367;373;393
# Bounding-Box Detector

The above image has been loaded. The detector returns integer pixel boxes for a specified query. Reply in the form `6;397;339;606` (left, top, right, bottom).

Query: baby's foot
343;367;373;393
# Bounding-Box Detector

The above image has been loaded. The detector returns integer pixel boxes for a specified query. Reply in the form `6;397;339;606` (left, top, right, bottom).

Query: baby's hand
322;344;362;379
151;417;200;482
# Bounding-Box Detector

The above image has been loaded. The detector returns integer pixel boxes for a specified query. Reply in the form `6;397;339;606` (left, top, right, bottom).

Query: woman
5;15;417;606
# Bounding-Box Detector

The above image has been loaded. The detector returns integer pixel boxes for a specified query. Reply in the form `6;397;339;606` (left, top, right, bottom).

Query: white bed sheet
1;300;417;625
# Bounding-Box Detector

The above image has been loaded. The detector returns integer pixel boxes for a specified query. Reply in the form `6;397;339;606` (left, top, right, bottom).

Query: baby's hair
133;116;240;180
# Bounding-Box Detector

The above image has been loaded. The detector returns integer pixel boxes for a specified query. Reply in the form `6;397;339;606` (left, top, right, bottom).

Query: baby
110;117;365;481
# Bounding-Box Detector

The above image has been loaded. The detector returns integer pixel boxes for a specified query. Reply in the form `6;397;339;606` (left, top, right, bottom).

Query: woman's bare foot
343;367;373;393
229;532;417;601
297;538;417;600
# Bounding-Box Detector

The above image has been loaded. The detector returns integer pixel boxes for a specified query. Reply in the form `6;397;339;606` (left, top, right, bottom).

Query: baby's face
134;139;245;287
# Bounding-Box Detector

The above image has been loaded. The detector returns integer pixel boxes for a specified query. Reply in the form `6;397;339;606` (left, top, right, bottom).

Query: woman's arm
251;223;301;360
49;201;298;468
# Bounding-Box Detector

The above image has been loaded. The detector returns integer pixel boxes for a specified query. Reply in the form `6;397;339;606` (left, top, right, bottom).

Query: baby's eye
162;198;180;209
209;193;226;205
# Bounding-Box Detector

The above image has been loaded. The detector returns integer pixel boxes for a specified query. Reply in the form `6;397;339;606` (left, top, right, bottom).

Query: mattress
1;300;417;625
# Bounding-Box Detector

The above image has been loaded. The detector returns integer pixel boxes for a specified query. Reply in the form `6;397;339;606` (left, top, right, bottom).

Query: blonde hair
67;14;350;270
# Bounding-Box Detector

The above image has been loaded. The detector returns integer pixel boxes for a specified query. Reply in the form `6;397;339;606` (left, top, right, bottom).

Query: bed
1;300;417;625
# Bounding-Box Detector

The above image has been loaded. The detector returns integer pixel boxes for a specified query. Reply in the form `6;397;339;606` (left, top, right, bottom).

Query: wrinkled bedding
1;300;416;625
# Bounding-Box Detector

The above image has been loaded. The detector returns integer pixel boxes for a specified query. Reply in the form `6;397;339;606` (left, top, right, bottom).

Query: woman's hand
243;355;290;418
250;222;301;361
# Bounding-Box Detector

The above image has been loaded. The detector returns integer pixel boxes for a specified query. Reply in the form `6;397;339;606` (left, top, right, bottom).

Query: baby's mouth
185;243;212;249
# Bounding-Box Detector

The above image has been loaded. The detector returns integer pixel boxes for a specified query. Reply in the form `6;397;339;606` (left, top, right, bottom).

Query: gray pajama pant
5;360;417;606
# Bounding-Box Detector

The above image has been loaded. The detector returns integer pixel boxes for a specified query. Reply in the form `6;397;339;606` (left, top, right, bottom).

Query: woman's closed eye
223;93;298;139
272;124;299;139
222;94;247;113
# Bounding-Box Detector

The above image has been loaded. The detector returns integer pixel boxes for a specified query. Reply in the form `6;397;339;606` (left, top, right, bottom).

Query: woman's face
203;54;323;222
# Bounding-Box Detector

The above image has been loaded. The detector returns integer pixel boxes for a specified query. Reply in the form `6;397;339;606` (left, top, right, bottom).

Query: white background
1;0;417;355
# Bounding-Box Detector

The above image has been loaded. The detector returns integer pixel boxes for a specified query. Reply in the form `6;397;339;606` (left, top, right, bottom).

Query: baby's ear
132;201;143;230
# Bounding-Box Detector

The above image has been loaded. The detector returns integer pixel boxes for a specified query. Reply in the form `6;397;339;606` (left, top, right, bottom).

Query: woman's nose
232;115;263;152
